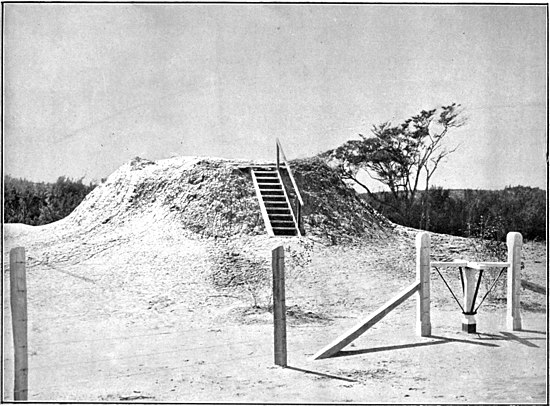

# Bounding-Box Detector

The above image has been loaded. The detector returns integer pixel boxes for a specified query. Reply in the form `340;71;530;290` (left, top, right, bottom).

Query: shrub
209;240;271;308
466;216;509;302
4;175;96;225
208;238;314;309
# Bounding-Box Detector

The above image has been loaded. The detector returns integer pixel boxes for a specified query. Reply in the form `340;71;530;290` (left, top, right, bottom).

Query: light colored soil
2;223;547;403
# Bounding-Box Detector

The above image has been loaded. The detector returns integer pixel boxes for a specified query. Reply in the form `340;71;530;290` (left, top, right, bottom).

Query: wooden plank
431;261;468;267
466;261;511;270
10;247;28;400
272;245;287;367
312;281;420;360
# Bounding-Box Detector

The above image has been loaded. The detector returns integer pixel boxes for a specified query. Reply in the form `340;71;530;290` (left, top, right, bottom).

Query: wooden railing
276;138;304;232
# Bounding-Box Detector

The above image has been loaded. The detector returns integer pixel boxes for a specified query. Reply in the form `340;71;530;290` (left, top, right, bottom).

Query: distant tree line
362;186;546;241
4;175;97;225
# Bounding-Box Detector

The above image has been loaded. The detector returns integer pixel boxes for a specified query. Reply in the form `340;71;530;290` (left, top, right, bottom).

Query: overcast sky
3;4;547;190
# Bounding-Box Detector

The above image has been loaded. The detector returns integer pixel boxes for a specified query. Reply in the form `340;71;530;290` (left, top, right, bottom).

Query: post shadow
330;335;499;358
475;331;543;348
516;329;546;335
284;366;357;383
499;331;540;348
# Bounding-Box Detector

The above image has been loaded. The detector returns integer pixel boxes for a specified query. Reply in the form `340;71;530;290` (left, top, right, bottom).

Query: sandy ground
2;223;547;403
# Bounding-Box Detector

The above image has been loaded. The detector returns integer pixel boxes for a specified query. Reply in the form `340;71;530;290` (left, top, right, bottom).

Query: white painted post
10;247;28;400
461;268;477;333
272;245;287;367
507;232;522;331
416;232;431;336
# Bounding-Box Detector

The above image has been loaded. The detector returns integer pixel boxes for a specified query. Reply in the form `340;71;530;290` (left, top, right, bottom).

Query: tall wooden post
272;245;287;367
10;247;28;400
506;232;522;331
416;232;431;336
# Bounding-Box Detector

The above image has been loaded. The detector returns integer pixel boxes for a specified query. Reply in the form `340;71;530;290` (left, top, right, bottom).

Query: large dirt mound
60;155;391;242
65;156;265;237
289;157;391;242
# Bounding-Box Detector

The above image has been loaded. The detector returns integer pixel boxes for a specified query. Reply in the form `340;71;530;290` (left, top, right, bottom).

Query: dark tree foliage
3;175;97;225
320;103;465;227
364;186;546;241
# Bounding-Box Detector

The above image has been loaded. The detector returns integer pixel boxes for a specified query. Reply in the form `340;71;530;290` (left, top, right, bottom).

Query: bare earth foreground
2;222;547;403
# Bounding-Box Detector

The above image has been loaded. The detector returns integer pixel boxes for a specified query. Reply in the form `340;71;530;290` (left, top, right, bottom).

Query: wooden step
271;221;295;228
262;195;286;202
250;164;276;168
264;201;289;208
258;183;282;189
267;213;292;218
270;219;294;225
260;190;284;197
267;207;291;212
268;213;293;219
272;228;297;236
256;178;280;184
256;180;278;184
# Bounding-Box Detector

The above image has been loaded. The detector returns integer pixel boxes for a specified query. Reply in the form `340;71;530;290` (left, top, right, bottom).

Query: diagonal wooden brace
311;281;420;360
312;232;432;360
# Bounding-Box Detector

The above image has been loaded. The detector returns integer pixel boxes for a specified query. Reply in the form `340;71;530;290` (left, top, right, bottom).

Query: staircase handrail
276;138;304;206
276;138;304;233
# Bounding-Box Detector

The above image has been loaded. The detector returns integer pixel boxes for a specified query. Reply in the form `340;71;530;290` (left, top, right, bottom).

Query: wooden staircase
251;166;300;237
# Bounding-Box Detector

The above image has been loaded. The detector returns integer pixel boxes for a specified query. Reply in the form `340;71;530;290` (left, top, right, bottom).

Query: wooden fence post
416;232;431;337
272;245;287;367
506;232;522;331
10;247;28;400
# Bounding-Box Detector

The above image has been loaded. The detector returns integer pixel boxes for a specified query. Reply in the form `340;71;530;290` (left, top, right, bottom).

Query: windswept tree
321;103;466;228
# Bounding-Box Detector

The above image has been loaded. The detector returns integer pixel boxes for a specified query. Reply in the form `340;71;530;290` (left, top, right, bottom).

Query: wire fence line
3;324;304;361
21;251;428;275
24;319;317;354
36;316;322;344
30;338;275;371
7;319;324;396
28;347;298;394
23;262;397;281
23;324;325;394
